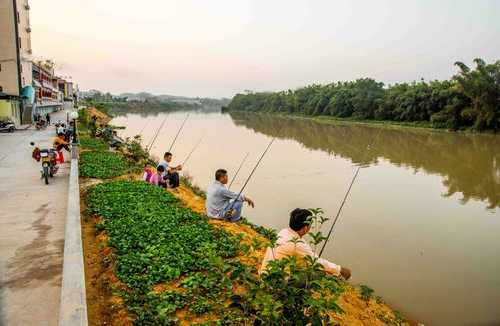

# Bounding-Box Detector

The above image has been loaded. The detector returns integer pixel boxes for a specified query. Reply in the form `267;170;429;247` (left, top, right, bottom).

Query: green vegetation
79;137;108;151
227;59;500;131
359;285;375;301
86;183;354;324
79;151;129;179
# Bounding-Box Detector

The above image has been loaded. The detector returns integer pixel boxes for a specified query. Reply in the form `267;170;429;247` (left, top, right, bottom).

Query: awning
33;79;41;88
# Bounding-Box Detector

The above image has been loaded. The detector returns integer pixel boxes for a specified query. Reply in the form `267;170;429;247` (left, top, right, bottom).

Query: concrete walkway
0;111;70;326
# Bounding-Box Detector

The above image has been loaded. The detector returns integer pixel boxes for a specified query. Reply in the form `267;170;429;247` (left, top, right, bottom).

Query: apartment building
0;0;33;126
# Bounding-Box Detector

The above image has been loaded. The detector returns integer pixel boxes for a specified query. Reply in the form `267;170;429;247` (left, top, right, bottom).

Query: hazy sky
30;0;500;98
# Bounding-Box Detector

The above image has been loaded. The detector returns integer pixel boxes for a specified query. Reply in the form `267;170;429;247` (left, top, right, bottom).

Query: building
32;61;67;115
0;0;33;126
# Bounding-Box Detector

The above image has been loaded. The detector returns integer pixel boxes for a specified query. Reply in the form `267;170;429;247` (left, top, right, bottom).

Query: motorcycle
31;142;61;185
0;120;15;133
35;119;47;130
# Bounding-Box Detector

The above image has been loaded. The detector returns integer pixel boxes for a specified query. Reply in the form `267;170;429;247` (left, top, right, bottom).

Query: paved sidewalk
0;111;70;326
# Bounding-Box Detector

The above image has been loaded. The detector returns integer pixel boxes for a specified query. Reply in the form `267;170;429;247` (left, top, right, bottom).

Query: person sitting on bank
158;152;181;188
206;169;255;222
149;165;167;187
259;208;352;280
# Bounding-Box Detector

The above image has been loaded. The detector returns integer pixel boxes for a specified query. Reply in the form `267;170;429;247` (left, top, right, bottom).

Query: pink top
149;173;163;186
143;169;153;183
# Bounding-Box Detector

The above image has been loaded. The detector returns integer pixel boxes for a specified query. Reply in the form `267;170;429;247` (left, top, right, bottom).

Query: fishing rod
181;136;203;166
139;118;151;135
225;138;276;219
168;113;190;152
228;152;250;190
318;129;383;257
146;115;168;153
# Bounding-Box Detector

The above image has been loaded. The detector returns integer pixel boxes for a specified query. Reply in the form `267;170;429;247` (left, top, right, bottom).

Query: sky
30;0;500;98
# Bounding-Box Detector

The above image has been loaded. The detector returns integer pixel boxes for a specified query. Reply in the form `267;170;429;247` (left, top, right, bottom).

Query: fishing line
168;113;190;152
228;152;250;190
182;136;204;166
318;127;384;257
139;118;151;135
225;137;276;219
147;115;168;153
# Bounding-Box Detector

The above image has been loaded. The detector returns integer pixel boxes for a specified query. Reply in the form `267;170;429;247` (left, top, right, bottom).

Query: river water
111;109;500;326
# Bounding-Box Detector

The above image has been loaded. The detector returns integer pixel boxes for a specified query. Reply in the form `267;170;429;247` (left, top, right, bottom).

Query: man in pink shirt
259;208;351;280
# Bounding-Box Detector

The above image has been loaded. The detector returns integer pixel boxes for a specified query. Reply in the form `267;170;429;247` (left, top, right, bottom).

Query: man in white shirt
206;169;255;222
158;152;182;188
259;208;351;279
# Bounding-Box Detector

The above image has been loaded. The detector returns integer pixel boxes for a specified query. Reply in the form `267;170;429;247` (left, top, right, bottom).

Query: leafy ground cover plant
84;177;407;324
79;151;129;179
87;181;245;324
80;136;109;151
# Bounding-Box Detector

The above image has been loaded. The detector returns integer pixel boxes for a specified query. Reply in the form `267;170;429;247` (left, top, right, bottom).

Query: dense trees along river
227;59;500;131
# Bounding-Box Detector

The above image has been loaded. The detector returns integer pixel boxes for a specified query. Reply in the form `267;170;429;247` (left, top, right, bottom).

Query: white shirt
158;160;169;171
205;180;244;218
259;228;341;276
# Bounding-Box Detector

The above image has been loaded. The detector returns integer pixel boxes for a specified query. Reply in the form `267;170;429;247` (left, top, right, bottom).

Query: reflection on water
230;112;500;210
113;110;500;326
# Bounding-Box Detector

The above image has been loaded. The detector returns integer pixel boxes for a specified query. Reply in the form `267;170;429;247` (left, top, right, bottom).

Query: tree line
226;59;500;131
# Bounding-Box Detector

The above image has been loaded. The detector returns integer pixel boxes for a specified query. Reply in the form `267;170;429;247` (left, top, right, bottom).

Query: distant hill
118;92;230;107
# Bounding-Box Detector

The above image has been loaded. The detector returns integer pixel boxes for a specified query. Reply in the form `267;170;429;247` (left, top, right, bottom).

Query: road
0;111;70;326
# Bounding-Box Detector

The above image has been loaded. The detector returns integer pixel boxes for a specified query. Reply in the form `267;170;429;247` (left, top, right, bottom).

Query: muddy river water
112;109;500;326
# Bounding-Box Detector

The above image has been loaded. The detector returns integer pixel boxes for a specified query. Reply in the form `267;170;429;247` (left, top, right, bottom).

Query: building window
17;12;20;22
0;63;2;71
19;37;22;49
0;86;3;92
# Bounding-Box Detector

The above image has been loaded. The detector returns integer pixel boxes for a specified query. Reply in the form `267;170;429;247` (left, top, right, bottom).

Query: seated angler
149;165;167;187
206;169;255;222
158;152;182;188
259;208;352;280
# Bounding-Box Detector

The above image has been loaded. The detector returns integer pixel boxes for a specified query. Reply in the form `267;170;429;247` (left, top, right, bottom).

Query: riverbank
78;107;411;325
228;110;499;134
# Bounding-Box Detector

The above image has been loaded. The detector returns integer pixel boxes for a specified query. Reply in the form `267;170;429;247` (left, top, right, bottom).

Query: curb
58;144;88;326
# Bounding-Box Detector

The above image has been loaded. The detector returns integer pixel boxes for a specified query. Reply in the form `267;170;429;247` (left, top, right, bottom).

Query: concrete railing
59;145;88;326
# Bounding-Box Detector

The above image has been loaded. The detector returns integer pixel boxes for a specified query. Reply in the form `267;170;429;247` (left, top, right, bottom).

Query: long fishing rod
182;137;203;166
168;113;190;152
139;118;151;135
228;152;250;190
147;115;168;153
318;129;383;257
225;138;276;219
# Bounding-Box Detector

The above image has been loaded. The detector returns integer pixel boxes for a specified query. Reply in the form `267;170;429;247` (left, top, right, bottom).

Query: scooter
31;142;61;185
0;120;15;133
35;119;47;130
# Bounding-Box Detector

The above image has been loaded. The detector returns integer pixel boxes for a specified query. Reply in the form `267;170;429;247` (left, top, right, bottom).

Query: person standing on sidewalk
46;113;51;125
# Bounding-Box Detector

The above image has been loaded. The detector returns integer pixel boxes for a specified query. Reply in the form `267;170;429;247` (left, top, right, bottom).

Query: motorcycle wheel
9;127;14;133
43;166;49;185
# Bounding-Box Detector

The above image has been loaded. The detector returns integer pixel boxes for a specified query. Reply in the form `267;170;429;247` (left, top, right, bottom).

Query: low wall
58;145;88;326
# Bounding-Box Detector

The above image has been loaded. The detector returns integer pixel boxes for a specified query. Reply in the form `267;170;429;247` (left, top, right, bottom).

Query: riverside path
0;110;70;326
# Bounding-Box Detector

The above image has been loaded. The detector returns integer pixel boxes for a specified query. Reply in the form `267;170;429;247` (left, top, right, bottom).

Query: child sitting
143;163;154;183
149;165;167;188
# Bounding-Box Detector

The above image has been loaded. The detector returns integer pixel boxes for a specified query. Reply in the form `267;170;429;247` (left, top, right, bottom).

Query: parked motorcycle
0;120;15;133
31;142;60;185
35;119;47;130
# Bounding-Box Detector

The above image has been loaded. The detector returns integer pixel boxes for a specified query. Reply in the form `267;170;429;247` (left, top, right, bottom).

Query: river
111;109;500;326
